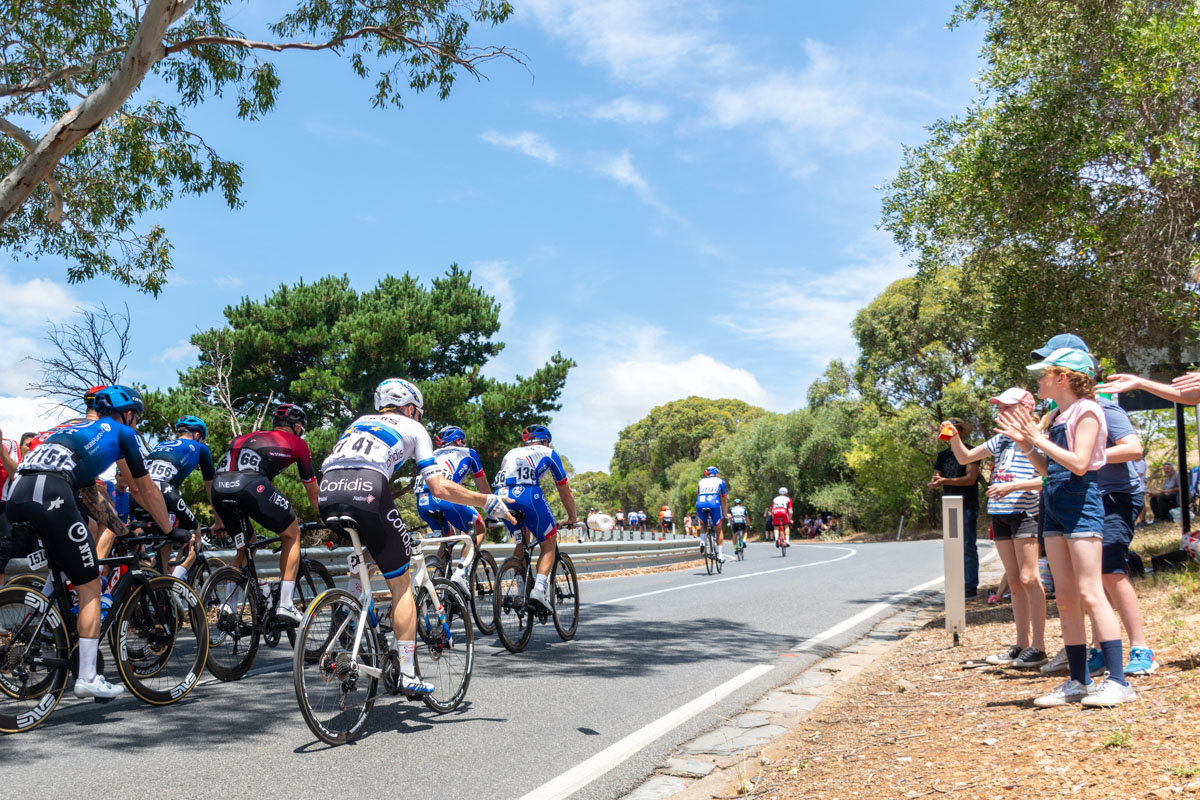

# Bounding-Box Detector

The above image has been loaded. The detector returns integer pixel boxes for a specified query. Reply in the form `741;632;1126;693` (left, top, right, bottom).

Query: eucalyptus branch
0;116;63;222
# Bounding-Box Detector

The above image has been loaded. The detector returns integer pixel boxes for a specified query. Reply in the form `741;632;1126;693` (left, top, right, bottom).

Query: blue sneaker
1125;647;1159;676
1087;647;1105;675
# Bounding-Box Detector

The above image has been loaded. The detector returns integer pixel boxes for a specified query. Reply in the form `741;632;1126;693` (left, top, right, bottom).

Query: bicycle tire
199;566;259;681
287;559;336;651
415;578;473;713
470;550;498;636
715;547;723;573
293;589;379;746
114;576;209;705
704;536;715;576
0;586;70;733
494;557;533;653
4;574;45;590
551;553;579;641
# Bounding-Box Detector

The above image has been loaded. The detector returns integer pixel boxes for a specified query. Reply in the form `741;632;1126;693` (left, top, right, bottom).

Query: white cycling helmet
778;487;789;495
375;378;423;412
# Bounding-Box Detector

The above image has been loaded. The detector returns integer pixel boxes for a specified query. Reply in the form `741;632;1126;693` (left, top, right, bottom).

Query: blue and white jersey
498;444;568;487
146;438;215;487
730;504;749;523
322;413;442;481
696;476;727;506
414;445;484;494
19;418;147;488
984;434;1039;514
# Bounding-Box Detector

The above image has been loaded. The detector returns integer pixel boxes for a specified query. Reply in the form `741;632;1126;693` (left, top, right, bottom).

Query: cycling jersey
322;413;439;480
145;438;215;487
217;428;316;482
17;418;148;488
413;445;484;493
697;477;726;506
498;445;568;487
730;504;749;524
772;495;793;524
415;444;485;534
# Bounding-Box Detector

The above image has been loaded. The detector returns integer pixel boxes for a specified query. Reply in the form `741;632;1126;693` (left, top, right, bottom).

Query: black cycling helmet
273;403;307;429
93;385;144;417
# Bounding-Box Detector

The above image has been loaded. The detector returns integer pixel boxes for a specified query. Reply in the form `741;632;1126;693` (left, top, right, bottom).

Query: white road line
586;545;858;607
517;664;776;800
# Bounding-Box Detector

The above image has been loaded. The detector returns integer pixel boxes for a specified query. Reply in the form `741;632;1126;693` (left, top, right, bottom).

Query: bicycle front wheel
470;550;498;636
293;589;379;746
114;576;208;704
415;578;473;713
199;566;259;681
494;558;533;654
704;539;715;576
551;553;579;641
0;586;70;733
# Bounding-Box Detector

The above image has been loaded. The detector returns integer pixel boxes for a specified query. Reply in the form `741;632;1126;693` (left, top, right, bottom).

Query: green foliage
0;1;516;293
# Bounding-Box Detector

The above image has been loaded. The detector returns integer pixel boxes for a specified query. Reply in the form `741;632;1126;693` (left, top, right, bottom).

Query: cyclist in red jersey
771;487;793;548
211;403;320;623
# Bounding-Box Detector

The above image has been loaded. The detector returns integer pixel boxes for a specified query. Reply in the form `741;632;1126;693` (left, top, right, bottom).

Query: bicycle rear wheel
415;578;473;713
494;558;533;653
293;589;379;746
199;566;259;681
551;553;579;641
114;576;208;704
0;586;70;733
470;550;498;636
287;559;336;651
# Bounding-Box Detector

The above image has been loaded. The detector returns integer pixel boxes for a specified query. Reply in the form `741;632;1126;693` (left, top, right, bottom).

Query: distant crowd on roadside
928;331;1197;710
583;505;838;541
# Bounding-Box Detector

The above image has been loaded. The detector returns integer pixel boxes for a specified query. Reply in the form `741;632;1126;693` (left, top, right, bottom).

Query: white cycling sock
223;583;241;609
279;580;296;609
534;573;549;593
398;640;417;676
79;637;99;683
171;565;188;581
42;573;54;595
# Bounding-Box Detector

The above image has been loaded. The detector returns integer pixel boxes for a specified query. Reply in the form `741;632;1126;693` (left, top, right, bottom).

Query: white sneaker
1081;677;1138;707
1033;678;1094;707
275;605;303;624
74;674;125;700
528;585;552;611
1040;647;1069;674
985;645;1022;666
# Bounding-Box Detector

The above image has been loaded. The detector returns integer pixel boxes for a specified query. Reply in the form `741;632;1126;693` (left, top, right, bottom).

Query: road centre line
516;664;776;800
585;545;858;607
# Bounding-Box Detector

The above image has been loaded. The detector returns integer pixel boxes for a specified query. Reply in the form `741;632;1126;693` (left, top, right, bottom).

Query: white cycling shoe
401;673;436;695
528;586;553;612
74;674;125;700
450;569;471;599
275;605;303;624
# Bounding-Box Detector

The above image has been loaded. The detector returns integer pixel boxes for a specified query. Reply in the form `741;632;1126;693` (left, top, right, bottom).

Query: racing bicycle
493;517;580;653
293;517;473;745
420;510;499;636
701;527;724;575
733;527;746;561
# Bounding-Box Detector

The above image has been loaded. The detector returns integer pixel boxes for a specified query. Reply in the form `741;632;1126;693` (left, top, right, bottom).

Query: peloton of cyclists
318;378;513;695
495;425;578;612
772;487;793;549
696;466;728;562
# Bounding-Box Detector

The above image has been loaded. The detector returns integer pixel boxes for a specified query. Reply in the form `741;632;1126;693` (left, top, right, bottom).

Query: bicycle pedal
93;696;115;705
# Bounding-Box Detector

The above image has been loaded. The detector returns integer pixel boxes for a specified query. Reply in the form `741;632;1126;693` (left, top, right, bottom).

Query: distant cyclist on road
659;504;673;534
318;378;513;695
772;488;793;549
211;403;320;625
696;466;728;562
415;425;492;598
496;425;578;611
729;497;749;550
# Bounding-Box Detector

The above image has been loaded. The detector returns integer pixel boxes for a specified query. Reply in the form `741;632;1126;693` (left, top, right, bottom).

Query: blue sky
1;1;986;472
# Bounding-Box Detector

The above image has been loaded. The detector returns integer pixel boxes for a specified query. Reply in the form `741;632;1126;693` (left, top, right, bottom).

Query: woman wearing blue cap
996;348;1137;708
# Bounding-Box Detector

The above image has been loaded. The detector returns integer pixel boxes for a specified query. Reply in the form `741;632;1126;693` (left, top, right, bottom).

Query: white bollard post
942;495;966;645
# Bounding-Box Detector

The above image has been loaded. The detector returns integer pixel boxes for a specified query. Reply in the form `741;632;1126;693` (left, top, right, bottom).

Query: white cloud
591;96;669;124
472;259;517;329
216;275;244;289
161;339;199;364
0;266;79;327
481;130;559;165
596;150;684;222
0;395;72;439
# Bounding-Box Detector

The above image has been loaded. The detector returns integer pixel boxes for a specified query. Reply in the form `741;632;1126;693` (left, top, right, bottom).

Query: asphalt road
0;538;959;799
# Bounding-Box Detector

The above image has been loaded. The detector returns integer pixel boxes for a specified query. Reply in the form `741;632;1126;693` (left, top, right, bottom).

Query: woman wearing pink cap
942;387;1047;668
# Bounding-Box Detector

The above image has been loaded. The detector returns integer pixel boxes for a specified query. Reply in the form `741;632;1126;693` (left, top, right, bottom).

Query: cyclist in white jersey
696;466;729;561
317;378;514;695
496;425;577;611
772;488;793;548
415;426;491;597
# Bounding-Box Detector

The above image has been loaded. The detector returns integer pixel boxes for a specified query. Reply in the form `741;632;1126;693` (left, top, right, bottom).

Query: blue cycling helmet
436;426;465;447
94;385;144;417
175;415;208;441
704;466;719;477
522;425;552;444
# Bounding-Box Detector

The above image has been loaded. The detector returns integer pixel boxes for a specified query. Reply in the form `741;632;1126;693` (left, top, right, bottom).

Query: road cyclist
659;504;673;535
696;466;728;570
729;497;749;560
772;488;793;554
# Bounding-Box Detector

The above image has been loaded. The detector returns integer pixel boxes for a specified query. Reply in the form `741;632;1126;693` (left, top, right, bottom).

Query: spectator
930;418;981;598
829;516;839;535
1132;458;1147;526
1147;462;1180;524
763;505;774;539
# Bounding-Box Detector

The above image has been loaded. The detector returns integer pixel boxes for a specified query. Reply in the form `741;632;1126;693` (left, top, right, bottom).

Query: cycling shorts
730;521;747;533
696;504;723;528
131;480;200;533
317;468;411;579
6;472;99;586
416;491;478;534
772;509;792;526
499;485;557;542
212;471;295;537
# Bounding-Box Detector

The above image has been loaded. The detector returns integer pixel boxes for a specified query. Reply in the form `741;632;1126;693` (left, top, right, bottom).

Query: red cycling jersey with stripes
216;429;316;483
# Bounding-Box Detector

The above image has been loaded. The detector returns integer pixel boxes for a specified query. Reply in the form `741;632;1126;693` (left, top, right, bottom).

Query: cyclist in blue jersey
416;425;492;597
6;386;183;699
696;466;729;562
132;416;215;579
496;425;578;612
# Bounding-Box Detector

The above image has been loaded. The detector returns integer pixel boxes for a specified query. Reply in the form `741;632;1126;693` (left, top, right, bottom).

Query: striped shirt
984;434;1039;514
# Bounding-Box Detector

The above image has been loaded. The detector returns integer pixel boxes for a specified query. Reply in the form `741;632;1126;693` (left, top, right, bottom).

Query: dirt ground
734;526;1200;800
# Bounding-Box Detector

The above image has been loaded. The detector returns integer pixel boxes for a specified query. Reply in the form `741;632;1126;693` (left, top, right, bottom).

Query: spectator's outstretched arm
1099;373;1200;406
